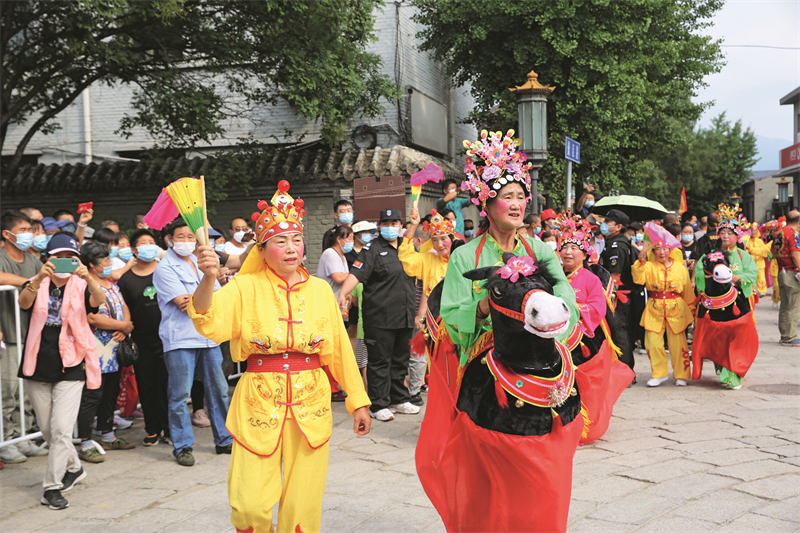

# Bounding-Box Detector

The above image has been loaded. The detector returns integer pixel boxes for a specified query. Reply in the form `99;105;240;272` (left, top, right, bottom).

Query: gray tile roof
2;145;461;194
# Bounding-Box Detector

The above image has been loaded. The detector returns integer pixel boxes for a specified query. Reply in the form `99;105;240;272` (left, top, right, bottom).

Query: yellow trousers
228;418;329;533
645;324;690;380
756;267;767;295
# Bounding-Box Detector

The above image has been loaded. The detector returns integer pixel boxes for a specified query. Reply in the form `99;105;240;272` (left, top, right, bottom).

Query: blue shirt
437;196;471;234
153;248;220;352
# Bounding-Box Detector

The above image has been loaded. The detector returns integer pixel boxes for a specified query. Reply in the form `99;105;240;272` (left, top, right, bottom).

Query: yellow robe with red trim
188;267;369;456
398;237;449;296
632;259;695;334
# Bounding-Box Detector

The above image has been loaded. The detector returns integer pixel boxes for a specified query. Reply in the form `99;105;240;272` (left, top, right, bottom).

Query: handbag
116;335;139;367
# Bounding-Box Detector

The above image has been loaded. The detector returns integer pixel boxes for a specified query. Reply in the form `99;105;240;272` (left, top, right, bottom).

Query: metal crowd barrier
0;285;43;448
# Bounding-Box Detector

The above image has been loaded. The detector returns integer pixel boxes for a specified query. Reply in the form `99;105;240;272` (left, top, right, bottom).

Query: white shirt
111;257;127;271
316;247;348;299
224;241;247;256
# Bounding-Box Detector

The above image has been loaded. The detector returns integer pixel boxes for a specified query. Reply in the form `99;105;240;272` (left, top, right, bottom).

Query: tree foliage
629;113;758;216
1;0;398;174
412;0;725;202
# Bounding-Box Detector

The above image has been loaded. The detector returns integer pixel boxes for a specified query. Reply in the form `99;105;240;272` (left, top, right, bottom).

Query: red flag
678;187;688;215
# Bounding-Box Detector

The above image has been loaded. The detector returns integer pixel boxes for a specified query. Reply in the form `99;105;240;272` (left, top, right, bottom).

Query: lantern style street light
778;176;790;204
510;70;555;213
730;192;741;206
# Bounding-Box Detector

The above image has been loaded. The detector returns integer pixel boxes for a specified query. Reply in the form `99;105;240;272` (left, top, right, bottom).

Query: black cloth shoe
176;448;195;467
215;444;232;455
409;393;425;407
60;468;86;493
143;433;159;446
41;489;68;510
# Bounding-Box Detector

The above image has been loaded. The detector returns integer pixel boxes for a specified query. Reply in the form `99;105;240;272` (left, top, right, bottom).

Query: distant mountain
754;135;793;171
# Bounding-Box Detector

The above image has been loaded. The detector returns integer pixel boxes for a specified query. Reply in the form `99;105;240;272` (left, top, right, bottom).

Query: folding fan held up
410;162;444;208
143;176;210;246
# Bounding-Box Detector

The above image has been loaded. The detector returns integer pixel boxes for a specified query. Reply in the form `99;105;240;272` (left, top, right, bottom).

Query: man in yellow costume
189;181;371;533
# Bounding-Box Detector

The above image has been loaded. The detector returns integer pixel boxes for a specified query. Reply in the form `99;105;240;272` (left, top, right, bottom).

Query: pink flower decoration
497;256;537;283
707;252;725;262
482;166;502;181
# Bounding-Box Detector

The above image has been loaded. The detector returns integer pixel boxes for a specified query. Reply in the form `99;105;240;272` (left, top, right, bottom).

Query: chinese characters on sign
780;142;800;170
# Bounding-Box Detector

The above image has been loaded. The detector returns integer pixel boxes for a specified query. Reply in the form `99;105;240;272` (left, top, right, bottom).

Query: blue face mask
10;232;33;251
380;227;400;241
534;227;542;236
137;244;160;262
600;222;610;236
681;234;694;243
338;213;353;225
584;200;595;208
62;224;76;234
464;230;474;237
99;265;113;278
109;246;119;258
342;242;354;253
32;235;48;251
635;234;644;243
118;247;133;261
214;244;226;254
692;222;698;230
360;233;372;244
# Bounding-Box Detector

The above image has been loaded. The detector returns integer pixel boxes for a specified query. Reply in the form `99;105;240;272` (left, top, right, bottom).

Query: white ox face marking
523;291;570;338
713;264;732;285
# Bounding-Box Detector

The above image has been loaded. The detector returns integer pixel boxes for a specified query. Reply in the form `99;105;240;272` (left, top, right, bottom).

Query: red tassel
581;343;591;359
494;380;510;409
732;304;741;317
409;330;428;358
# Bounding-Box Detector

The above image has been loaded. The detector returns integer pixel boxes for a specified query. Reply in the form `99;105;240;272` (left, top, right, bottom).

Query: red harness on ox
700;287;738;310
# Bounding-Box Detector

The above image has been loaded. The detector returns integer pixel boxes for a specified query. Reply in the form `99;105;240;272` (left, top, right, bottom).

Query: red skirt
574;341;634;444
416;332;582;533
691;312;759;380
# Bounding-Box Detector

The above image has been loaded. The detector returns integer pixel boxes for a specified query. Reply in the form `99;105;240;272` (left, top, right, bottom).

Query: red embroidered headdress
555;213;593;252
250;180;305;243
422;209;455;237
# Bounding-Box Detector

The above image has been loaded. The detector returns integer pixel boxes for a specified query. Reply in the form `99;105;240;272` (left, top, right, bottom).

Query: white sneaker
647;377;668;387
389;402;421;415
675;379;687;387
0;444;28;464
114;415;133;430
369;408;395;422
16;439;49;457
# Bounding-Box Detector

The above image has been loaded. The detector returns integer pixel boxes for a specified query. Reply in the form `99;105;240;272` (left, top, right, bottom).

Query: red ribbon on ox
691;312;759;380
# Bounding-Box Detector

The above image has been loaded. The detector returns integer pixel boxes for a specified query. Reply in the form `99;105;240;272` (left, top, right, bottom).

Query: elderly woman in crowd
189;183;371;533
76;241;136;463
17;234;105;510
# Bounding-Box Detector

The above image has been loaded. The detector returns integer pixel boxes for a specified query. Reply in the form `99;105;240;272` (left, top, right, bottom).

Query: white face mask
233;230;246;243
546;241;558;251
172;241;196;257
54;272;72;279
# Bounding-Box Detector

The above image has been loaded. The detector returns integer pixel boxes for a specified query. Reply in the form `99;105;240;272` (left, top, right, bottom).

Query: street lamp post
777;176;790;217
510;70;555;214
730;192;741;206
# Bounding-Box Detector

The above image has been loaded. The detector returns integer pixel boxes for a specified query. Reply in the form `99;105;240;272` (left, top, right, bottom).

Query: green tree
412;0;724;202
629;113;758;216
1;0;398;175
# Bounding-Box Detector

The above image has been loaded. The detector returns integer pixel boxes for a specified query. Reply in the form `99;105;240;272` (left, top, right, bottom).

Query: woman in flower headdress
416;130;580;533
632;223;696;387
557;213;634;443
189;181;371;533
693;203;758;390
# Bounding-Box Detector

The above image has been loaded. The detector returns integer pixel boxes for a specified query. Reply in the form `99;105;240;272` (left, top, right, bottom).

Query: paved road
1;297;798;532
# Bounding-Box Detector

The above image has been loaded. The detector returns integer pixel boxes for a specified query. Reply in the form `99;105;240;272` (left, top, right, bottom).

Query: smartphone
77;202;93;214
51;257;80;274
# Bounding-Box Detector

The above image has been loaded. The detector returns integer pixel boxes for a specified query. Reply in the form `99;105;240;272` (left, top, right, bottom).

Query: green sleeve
441;244;487;363
695;255;706;293
737;250;758;298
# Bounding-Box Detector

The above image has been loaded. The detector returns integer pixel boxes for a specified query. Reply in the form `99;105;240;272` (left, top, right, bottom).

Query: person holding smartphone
17;233;106;510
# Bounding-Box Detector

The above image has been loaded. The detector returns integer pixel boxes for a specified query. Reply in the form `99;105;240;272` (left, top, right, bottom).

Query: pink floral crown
555;213;593;252
461;129;533;216
716;203;748;238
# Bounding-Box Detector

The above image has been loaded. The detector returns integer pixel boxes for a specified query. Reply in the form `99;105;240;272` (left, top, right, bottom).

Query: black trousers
631;285;647;347
78;370;120;439
363;326;413;411
614;300;636;371
132;340;170;437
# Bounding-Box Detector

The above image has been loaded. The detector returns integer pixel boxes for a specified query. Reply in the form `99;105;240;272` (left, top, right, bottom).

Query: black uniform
600;233;638;371
691;231;720;262
350;233;416;411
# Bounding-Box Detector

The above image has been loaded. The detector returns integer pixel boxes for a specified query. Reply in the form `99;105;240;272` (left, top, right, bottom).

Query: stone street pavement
1;298;799;532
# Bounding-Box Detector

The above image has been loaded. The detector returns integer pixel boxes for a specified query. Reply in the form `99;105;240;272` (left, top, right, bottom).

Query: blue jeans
164;347;233;456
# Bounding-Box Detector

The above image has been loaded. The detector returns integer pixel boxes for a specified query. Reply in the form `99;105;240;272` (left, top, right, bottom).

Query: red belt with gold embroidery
246;353;320;373
701;288;737;310
649;291;680;300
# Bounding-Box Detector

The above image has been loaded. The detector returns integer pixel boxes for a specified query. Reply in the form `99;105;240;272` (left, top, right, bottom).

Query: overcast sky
693;0;799;169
